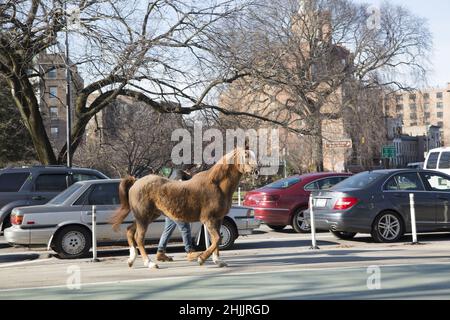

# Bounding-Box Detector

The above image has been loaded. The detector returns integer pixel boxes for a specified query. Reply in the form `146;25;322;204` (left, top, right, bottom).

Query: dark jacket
169;169;191;181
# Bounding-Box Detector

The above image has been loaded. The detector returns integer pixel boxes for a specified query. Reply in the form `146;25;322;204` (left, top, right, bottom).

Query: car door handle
438;197;449;201
32;196;46;201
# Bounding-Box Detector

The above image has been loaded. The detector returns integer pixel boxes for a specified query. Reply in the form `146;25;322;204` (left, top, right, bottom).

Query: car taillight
261;194;280;202
10;215;23;225
333;197;358;210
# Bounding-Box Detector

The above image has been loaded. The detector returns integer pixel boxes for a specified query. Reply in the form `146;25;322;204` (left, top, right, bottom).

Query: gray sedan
306;169;450;243
4;179;260;258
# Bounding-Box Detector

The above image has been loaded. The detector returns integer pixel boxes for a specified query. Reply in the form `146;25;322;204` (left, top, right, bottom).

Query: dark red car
243;172;353;233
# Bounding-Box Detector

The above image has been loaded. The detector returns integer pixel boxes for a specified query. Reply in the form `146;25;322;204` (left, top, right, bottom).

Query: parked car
406;162;424;169
0;166;108;232
4;179;260;258
306;169;450;243
243;172;353;233
424;147;450;175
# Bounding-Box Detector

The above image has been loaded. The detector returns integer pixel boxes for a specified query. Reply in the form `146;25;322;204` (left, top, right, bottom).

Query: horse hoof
197;257;205;266
127;260;134;268
148;262;159;269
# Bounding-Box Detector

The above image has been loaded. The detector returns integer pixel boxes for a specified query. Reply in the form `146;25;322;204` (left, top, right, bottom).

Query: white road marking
2;260;450;293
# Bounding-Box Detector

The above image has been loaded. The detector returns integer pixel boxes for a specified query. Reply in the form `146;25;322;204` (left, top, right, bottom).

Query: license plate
314;198;327;208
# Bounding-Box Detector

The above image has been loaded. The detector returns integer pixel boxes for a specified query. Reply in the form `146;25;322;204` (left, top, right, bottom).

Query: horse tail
111;176;137;232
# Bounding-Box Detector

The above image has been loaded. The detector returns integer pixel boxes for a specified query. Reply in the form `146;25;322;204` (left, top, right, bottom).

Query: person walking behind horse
156;164;202;262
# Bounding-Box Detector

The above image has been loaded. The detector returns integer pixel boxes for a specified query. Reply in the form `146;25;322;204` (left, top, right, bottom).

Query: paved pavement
1;226;450;299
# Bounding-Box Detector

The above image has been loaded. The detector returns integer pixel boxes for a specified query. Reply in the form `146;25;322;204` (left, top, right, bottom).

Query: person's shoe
156;251;173;262
186;250;202;262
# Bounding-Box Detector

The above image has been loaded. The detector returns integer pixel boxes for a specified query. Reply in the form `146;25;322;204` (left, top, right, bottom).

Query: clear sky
355;0;450;88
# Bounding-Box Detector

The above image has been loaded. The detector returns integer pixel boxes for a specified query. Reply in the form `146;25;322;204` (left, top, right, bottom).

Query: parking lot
2;225;450;300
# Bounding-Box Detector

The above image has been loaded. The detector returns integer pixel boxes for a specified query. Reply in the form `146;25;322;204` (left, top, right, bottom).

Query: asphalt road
2;225;450;300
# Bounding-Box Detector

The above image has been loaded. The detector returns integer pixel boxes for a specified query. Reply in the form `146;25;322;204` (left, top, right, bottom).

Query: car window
421;173;450;192
34;174;68;192
438;152;450;169
332;172;383;189
304;181;319;191
426;152;440;169
0;172;30;192
72;173;103;182
317;177;345;190
87;183;120;205
48;183;84;205
386;173;424;191
266;177;301;189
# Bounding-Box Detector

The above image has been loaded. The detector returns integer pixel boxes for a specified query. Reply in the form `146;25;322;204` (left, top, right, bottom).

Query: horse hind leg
135;219;159;269
198;219;228;268
126;222;137;268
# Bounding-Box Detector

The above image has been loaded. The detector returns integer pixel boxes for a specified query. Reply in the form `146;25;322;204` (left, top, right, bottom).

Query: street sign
324;139;353;149
382;145;396;159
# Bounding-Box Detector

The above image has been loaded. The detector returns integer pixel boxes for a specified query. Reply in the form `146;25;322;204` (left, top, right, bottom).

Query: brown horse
111;147;258;269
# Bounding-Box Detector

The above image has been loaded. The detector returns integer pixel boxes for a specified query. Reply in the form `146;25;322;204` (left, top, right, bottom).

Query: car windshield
332;171;384;190
265;177;301;189
48;183;83;205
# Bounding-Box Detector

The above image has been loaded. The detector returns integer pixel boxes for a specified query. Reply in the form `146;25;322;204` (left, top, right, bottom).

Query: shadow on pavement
0;253;40;264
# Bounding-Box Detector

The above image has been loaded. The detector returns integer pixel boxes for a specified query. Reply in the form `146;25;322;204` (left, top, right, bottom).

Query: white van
424;147;450;176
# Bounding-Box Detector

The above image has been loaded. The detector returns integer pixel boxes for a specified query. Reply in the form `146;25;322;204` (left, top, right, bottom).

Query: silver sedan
4;179;260;258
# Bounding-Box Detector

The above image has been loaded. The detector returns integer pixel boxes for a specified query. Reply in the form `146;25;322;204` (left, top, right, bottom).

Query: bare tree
0;0;257;164
76;97;181;177
217;0;431;170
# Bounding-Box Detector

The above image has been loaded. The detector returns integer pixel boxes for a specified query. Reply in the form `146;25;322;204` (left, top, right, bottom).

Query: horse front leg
198;220;227;268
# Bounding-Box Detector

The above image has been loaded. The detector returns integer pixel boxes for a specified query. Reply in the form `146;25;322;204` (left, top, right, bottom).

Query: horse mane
207;148;244;185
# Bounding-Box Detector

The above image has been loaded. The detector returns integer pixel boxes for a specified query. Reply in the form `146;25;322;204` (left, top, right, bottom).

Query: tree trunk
8;76;57;165
313;115;324;172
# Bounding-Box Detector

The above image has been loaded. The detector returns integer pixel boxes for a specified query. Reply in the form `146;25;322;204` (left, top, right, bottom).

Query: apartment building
386;83;450;147
34;52;84;151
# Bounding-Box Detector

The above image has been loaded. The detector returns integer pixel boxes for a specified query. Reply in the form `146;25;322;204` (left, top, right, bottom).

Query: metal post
204;224;210;249
409;193;419;244
65;2;72;168
238;187;241;206
91;205;99;262
309;195;319;250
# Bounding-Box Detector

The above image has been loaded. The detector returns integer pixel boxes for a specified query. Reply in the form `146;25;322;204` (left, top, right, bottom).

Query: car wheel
331;230;357;240
54;226;91;259
267;224;286;231
292;210;311;233
194;219;238;251
371;212;404;243
219;219;238;250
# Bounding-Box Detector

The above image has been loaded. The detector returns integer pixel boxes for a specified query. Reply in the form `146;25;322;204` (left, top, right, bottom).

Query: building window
437;112;444;118
424;103;430;110
425;112;431;119
437;92;443;99
396;104;403;112
396;95;403;103
49;86;58;99
409;94;416;101
438;121;444;128
47;68;57;79
51;126;59;135
410;113;417;120
423;93;430;100
437;102;444;109
50;107;58;119
409;104;417;112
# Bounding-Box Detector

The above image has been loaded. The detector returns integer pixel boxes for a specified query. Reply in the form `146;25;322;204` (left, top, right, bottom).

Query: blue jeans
157;217;193;253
